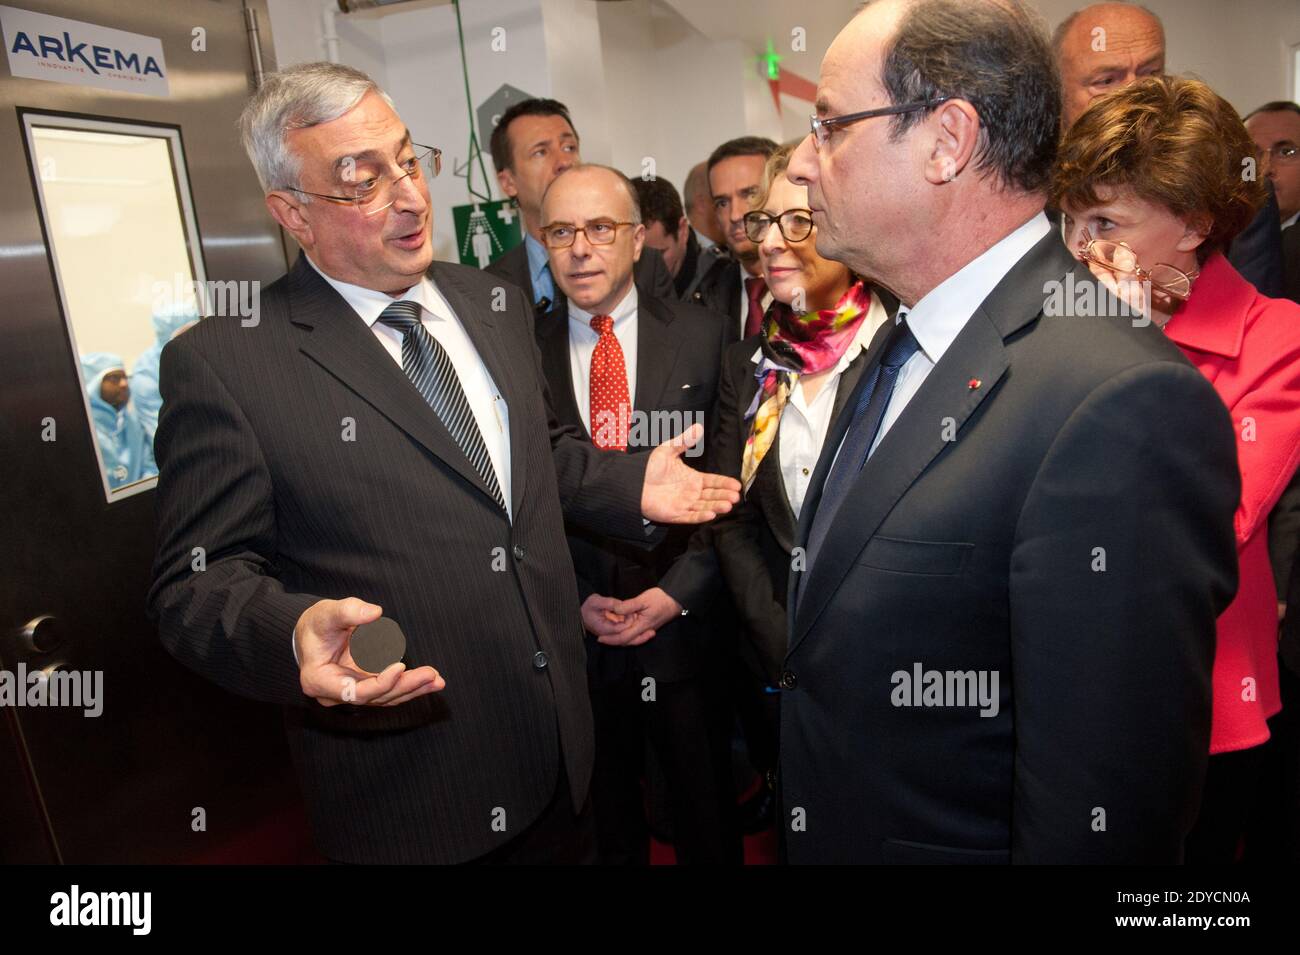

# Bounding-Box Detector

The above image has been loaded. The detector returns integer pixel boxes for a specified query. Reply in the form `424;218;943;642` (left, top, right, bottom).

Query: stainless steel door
0;0;315;862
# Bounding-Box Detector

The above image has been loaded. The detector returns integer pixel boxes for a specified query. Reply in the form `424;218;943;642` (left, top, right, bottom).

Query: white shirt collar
897;212;1051;365
1282;211;1299;231
304;253;449;326
567;281;639;330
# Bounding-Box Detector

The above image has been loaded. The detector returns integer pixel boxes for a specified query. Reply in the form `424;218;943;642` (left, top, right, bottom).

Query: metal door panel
0;0;316;862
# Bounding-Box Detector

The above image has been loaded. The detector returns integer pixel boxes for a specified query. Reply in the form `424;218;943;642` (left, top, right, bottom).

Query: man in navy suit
777;0;1238;863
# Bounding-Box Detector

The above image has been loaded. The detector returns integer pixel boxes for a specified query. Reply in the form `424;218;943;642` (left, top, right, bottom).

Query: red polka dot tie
589;314;630;451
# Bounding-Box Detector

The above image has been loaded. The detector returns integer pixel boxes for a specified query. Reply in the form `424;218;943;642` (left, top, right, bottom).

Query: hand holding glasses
282;144;441;217
1071;226;1200;308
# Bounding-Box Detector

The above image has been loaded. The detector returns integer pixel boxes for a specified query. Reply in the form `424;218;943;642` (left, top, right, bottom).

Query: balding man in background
1054;1;1285;297
683;160;725;249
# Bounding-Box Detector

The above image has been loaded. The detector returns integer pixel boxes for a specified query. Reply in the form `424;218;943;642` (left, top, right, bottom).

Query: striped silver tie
376;300;506;510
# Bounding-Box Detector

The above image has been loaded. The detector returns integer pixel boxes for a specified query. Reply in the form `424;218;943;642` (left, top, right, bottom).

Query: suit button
779;670;797;690
533;651;549;670
513;544;526;561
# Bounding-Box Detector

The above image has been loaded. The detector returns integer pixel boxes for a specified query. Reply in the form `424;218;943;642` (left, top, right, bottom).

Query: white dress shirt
737;263;774;339
865;213;1051;458
1282;211;1298;232
305;254;512;520
750;292;890;517
567;283;639;434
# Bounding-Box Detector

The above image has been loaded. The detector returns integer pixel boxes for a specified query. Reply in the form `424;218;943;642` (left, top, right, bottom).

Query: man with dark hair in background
781;0;1238;863
630;174;704;300
690;137;779;343
1054;1;1285;297
485;97;673;313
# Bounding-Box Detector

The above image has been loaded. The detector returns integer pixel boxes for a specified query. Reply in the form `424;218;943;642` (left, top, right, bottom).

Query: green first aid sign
452;199;524;268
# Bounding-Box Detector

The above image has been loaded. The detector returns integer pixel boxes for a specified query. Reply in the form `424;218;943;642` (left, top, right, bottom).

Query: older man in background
1054;1;1284;296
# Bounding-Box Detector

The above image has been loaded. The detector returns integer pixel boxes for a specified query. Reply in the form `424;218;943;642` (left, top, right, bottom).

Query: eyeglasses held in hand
282;144;441;217
1071;226;1200;303
744;208;815;243
540;219;637;249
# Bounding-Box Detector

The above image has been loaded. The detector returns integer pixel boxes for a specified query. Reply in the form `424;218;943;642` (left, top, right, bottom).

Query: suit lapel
786;231;1072;652
535;306;586;437
494;244;535;302
290;254;505;513
633;294;681;413
754;437;796;550
827;344;873;433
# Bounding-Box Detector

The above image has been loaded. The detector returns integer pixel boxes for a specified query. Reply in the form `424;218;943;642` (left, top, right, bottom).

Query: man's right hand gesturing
294;597;445;707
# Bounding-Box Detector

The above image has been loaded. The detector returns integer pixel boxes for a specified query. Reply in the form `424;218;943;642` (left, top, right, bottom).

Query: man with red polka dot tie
536;162;740;864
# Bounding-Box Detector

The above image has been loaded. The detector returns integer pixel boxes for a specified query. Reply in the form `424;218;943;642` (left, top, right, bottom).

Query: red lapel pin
968;378;982;390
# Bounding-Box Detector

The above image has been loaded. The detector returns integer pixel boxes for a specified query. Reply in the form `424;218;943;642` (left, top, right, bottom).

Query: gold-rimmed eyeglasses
282;144;441;217
1070;226;1200;303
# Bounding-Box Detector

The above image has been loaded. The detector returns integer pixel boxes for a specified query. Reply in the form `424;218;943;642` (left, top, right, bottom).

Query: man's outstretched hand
294;597;445;707
641;422;740;524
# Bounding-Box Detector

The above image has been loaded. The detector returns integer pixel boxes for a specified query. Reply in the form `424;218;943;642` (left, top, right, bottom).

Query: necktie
375;300;506;510
803;317;920;574
744;276;768;337
588;314;630;451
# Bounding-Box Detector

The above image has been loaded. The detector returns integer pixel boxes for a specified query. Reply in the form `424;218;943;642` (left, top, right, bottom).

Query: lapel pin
681;383;692;390
968;378;982;391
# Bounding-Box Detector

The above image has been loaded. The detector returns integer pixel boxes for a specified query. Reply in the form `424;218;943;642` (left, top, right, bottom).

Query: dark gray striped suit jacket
147;253;649;863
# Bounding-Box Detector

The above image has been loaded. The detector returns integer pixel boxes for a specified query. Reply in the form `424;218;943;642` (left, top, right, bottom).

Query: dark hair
630;175;685;233
489;98;577;174
1244;100;1300;121
706;136;779;176
1052;76;1266;259
874;0;1061;194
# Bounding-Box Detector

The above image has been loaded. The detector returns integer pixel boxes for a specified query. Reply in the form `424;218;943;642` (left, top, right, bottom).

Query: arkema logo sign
1;5;169;96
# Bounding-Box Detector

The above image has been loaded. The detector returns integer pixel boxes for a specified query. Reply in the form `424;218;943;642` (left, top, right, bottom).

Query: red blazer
1165;253;1300;753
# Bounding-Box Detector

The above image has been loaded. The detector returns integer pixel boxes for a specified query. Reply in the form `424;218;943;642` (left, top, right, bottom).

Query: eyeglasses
282;144;441;217
540;219;637;249
743;208;814;243
809;97;949;150
1071;226;1200;302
